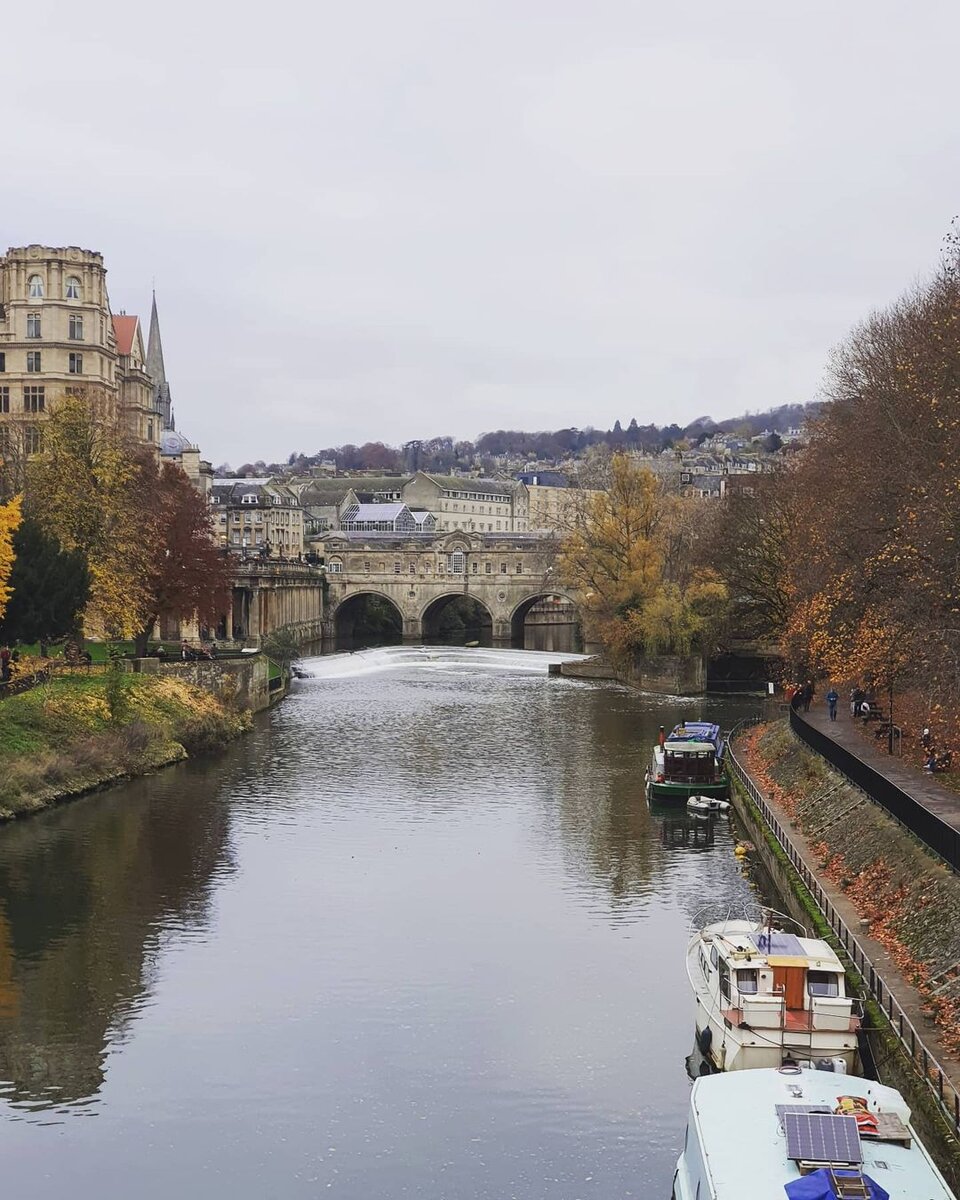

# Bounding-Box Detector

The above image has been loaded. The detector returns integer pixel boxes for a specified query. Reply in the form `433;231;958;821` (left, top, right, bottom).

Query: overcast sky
4;1;959;464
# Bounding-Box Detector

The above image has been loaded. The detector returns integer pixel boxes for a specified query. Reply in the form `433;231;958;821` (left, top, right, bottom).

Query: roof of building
342;503;408;522
159;429;196;456
111;314;140;356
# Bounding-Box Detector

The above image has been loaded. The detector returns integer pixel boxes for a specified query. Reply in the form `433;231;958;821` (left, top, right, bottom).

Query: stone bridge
229;559;325;646
317;530;580;645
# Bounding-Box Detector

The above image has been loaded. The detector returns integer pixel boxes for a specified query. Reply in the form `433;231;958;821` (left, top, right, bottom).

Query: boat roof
702;921;844;971
689;1068;954;1199
671;721;720;739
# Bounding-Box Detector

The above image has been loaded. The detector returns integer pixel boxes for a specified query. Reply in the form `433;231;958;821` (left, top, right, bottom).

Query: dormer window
65;276;81;299
241;493;258;505
28;275;44;298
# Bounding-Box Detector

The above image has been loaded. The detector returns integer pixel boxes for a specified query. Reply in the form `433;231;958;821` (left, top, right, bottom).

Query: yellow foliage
0;494;23;623
27;395;149;637
558;455;728;661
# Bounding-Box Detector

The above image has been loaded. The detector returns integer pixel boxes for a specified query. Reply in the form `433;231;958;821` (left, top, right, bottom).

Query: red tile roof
112;314;139;356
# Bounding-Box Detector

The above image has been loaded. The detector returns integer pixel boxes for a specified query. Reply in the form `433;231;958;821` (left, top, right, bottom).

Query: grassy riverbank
0;672;252;819
742;720;960;1055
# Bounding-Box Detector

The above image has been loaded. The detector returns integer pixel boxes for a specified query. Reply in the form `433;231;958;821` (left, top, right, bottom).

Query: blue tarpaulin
784;1169;889;1200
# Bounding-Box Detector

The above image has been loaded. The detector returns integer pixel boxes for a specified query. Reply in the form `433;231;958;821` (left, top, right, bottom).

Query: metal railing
789;709;960;874
727;734;960;1138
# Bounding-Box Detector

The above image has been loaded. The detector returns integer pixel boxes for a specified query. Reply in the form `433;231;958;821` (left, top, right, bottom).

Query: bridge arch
509;591;582;648
420;592;494;643
333;590;405;646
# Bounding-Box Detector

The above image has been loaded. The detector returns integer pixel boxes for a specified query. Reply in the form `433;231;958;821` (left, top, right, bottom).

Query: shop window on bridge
448;551;465;574
500;562;507;574
393;560;401;574
409;561;416;574
515;561;522;573
485;562;492;574
327;559;343;574
471;561;478;574
363;560;370;573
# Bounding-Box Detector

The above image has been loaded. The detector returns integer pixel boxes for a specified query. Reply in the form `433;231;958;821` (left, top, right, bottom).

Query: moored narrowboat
646;721;730;804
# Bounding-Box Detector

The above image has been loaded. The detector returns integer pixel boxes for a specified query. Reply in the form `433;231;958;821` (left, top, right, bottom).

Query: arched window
28;275;44;298
65;276;81;299
448;550;465;574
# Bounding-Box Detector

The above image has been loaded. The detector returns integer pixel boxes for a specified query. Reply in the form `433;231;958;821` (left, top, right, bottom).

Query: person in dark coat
825;687;839;721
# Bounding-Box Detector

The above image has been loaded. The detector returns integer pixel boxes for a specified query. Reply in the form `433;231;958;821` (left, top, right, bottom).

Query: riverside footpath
729;714;960;1189
801;705;960;842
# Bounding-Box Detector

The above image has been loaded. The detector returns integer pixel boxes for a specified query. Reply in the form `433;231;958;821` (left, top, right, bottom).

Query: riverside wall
555;652;705;693
728;728;960;1191
132;655;273;712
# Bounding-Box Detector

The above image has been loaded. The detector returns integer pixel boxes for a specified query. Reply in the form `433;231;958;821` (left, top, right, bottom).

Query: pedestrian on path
802;680;814;713
826;687;839;721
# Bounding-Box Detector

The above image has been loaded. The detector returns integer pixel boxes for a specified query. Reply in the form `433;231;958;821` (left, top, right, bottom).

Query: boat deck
722;1007;860;1033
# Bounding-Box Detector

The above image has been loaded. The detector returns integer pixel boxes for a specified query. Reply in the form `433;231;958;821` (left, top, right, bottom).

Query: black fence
790;708;960;874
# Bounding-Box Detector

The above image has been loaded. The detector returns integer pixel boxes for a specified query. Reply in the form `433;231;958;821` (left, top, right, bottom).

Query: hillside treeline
222;402;817;478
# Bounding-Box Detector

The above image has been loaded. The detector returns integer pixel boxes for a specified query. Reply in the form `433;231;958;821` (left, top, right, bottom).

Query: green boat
645;721;730;805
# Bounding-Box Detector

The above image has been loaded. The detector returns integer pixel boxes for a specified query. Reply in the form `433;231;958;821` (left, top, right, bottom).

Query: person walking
826;686;839;722
802;680;814;713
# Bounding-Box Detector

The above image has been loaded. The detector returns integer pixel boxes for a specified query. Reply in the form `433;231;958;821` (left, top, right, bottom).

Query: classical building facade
0;245;166;456
210;478;305;558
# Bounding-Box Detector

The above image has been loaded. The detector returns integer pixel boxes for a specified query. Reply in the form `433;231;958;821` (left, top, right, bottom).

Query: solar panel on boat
753;931;806;956
776;1104;831;1125
783;1112;862;1164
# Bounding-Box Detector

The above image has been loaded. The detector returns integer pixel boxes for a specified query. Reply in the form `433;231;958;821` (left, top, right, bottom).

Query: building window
69;314;84;340
516;562;522;574
24;425;41;454
26;313;41;338
147;419;154;442
485;562;492;574
0;427;9;454
500;562;507;574
393;560;401;574
363;560;370;573
65;276;82;299
0;352;5;372
68;353;83;374
326;559;343;574
471;561;478;574
24;386;45;413
28;275;44;298
26;351;41;373
409;561;416;574
448;550;465;574
0;387;8;413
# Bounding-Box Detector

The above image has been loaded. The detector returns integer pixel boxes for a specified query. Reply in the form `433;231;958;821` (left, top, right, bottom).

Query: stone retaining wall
133;655;272;712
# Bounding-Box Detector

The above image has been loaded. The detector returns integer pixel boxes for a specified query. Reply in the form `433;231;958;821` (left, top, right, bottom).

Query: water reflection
0;647;765;1199
0;759;234;1110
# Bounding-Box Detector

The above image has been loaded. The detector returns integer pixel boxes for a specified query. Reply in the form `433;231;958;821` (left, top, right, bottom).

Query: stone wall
133;655;272;712
618;653;706;695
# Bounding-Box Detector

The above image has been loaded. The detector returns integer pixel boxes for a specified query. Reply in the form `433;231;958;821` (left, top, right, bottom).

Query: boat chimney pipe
658;725;666;748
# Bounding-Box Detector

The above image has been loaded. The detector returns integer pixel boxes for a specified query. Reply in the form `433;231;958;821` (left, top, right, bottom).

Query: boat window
719;960;731;1003
737;969;759;994
710;945;718;970
807;970;840;997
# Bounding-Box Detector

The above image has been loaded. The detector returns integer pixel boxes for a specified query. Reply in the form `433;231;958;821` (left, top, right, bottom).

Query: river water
0;648;762;1199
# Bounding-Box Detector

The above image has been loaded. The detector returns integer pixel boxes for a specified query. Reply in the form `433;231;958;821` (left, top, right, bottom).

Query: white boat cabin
688;920;860;1072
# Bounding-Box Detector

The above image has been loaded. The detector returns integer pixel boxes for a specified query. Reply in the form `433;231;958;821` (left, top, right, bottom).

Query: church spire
146;290;174;431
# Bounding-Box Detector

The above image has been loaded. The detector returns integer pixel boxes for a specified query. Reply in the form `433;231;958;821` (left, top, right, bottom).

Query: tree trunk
134;616;158;659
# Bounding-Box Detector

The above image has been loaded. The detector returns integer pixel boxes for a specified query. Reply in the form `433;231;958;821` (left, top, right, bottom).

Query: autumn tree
0;495;23;624
0;517;90;648
132;458;233;657
559;454;727;663
25;393;148;636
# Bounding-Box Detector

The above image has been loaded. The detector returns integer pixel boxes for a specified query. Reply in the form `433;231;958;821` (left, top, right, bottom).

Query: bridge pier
402;616;423;642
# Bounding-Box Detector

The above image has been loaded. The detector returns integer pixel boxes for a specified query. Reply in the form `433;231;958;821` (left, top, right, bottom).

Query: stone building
290;470;535;534
0;245;165;455
210;478;305;558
